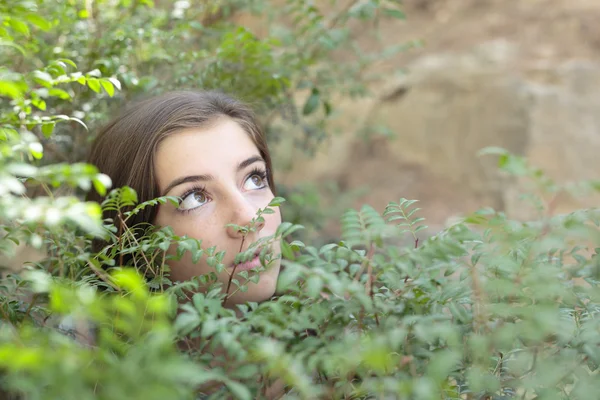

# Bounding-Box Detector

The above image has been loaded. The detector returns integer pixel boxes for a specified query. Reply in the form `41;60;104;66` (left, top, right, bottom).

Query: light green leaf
0;81;23;99
41;122;55;138
48;88;71;100
26;14;52;31
58;58;77;68
31;98;46;111
268;197;286;207
28;142;43;159
87;78;101;93
100;79;115;97
9;19;30;36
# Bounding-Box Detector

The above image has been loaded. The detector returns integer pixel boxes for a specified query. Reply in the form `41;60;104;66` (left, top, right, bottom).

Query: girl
86;90;282;305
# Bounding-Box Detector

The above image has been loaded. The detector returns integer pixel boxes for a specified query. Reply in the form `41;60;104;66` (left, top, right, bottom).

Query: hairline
146;114;268;221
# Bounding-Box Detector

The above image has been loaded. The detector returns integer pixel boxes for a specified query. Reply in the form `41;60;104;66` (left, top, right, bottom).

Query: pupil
194;192;205;202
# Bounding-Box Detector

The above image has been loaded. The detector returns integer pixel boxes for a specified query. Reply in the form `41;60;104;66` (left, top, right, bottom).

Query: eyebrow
161;155;265;196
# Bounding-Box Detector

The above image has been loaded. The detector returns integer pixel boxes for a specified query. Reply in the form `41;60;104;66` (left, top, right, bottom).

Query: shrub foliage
1;1;600;399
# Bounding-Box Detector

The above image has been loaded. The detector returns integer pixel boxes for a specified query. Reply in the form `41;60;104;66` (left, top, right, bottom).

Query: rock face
277;40;600;233
521;61;600;217
274;0;600;235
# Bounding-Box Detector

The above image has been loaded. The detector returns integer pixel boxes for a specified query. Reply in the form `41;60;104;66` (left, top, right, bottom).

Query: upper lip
231;246;264;267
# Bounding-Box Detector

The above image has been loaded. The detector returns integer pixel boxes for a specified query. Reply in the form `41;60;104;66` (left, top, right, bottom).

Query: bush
2;1;600;399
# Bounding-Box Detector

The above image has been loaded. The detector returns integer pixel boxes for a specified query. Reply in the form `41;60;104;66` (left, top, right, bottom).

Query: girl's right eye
178;190;210;212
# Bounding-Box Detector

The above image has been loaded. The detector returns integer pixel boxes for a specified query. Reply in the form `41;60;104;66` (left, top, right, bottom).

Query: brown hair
86;90;276;246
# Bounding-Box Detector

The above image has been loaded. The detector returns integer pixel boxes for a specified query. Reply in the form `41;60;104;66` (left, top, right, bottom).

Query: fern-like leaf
384;198;427;244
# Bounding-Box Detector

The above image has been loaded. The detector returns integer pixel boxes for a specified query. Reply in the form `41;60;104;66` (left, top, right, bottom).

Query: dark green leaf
302;89;320;115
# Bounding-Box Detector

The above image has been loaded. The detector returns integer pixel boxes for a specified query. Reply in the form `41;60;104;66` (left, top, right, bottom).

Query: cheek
264;207;282;235
156;205;221;244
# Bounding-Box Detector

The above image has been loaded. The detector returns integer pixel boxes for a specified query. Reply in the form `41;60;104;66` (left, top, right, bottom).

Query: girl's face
154;118;281;304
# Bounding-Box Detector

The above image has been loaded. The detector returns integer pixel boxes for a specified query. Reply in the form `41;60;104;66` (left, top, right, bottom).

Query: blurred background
272;0;600;239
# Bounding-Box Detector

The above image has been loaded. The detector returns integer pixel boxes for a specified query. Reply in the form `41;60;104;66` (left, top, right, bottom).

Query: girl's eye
178;190;210;211
244;173;267;190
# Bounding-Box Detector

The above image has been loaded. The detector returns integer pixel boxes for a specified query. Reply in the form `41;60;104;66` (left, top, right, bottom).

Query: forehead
154;119;260;184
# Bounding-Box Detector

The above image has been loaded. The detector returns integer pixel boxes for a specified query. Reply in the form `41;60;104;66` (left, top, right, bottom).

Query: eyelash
175;168;269;214
248;167;269;188
177;184;208;214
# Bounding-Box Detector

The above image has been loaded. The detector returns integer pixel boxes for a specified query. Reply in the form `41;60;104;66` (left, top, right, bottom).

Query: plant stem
223;236;246;306
24;293;38;319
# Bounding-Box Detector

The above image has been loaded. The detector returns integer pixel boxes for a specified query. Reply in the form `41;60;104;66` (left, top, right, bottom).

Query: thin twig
224;237;245;306
365;243;380;327
88;261;119;291
24;293;38;319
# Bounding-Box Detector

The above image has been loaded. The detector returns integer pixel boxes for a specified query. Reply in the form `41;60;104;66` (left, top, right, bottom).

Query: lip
230;247;264;271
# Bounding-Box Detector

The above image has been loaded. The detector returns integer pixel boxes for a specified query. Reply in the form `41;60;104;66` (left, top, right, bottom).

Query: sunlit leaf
100;80;115;97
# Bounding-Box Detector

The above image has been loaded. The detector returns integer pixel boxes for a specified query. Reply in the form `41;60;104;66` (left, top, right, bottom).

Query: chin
226;264;280;305
226;283;276;305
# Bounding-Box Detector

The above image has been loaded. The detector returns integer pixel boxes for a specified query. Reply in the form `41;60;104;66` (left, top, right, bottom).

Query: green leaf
48;88;71;100
58;58;77;68
0;39;25;55
93;175;112;196
277;264;301;289
280;240;295;261
41;122;55;138
31;98;46;111
0;81;23;99
225;380;252;400
323;100;332;116
174;311;200;335
305;275;323;297
268;197;286;207
290;240;305;250
100;80;115;97
87;78;101;93
9;19;30;36
120;186;138;204
28;142;43;159
302;88;320;115
26;14;52;31
32;71;53;87
382;8;406;19
87;69;102;77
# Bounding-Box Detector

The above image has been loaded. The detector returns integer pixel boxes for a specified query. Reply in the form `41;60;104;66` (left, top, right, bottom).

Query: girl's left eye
243;172;267;190
178;190;210;212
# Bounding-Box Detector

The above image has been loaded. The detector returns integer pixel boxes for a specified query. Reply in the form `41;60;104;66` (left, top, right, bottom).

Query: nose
225;194;265;239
